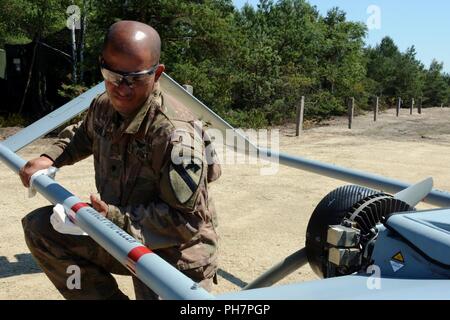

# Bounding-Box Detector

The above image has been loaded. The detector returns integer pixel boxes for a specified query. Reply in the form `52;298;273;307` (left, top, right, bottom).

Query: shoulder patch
166;124;206;204
169;158;203;204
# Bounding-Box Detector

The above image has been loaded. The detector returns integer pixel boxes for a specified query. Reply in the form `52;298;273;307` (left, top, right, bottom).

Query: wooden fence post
295;96;305;136
348;97;354;129
374;96;379;122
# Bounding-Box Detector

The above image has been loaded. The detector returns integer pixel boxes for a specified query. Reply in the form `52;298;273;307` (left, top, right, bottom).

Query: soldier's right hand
19;156;54;188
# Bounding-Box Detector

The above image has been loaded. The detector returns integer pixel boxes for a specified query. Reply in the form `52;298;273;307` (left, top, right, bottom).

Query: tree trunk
18;37;39;114
79;0;88;83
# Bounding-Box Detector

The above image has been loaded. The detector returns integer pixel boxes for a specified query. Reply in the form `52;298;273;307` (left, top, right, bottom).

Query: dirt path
1;107;450;299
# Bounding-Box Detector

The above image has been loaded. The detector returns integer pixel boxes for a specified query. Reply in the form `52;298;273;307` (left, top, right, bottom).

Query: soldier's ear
155;64;165;82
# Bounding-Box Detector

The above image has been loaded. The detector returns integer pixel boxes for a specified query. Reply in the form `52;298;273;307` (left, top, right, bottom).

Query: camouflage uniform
21;83;221;299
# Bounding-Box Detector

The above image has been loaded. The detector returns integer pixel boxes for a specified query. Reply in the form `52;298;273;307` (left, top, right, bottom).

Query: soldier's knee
22;206;54;240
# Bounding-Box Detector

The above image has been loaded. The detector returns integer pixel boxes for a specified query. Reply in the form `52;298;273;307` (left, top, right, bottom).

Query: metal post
348;97;354;129
410;98;414;115
296;96;305;136
397;98;401;117
0;143;213;300
79;0;88;83
374;97;379;122
71;16;77;84
243;248;308;290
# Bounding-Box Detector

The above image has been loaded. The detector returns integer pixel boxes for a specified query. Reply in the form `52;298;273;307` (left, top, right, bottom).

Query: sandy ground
1;107;450;299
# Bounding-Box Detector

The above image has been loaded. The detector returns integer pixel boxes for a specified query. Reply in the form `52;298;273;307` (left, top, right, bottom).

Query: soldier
19;20;220;300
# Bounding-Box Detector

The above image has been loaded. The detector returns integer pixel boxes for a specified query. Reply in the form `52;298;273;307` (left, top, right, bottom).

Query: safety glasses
99;57;159;88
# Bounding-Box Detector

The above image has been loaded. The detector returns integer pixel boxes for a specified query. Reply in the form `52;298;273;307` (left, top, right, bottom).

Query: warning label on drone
390;251;405;272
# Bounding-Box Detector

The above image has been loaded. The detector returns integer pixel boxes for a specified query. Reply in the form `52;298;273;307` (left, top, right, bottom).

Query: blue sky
233;0;450;73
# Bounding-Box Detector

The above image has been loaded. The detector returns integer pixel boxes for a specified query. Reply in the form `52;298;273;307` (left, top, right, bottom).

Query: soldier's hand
19;156;54;188
90;194;108;217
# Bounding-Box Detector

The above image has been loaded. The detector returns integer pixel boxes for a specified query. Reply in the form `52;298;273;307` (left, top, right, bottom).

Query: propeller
393;177;433;207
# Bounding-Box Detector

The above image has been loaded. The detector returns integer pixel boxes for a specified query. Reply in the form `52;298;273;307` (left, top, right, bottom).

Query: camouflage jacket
43;83;221;271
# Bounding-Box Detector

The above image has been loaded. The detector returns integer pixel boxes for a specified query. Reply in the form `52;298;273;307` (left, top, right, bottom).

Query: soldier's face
101;46;164;117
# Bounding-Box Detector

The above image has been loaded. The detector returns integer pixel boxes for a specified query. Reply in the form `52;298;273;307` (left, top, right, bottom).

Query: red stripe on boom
128;246;153;263
71;202;89;213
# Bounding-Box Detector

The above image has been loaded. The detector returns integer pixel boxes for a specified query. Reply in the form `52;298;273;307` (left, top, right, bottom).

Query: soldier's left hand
90;194;108;217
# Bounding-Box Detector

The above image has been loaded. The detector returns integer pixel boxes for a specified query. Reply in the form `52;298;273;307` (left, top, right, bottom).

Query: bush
0;113;29;127
57;83;89;100
224;108;269;129
305;92;346;120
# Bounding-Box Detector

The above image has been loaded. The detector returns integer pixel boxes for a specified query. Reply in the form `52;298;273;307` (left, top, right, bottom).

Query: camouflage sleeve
41;99;96;168
106;125;210;250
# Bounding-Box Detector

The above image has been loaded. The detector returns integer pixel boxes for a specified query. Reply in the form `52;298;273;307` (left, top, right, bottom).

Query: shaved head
100;20;165;117
103;20;161;64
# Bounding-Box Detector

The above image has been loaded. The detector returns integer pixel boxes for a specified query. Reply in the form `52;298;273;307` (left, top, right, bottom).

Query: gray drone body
371;211;450;279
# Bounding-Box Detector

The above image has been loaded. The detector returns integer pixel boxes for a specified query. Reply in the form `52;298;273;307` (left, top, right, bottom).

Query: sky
233;0;450;73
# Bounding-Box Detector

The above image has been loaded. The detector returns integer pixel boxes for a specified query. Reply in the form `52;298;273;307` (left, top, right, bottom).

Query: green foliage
57;83;88;100
225;108;269;128
305;91;346;119
0;0;71;46
0;113;29;127
423;60;448;107
365;38;428;105
444;74;450;105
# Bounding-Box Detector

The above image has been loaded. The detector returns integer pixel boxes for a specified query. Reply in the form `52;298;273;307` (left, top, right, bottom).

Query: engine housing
305;185;413;278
